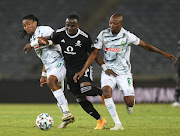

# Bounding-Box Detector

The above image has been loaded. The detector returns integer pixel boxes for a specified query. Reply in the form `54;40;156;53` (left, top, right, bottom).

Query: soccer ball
36;113;54;130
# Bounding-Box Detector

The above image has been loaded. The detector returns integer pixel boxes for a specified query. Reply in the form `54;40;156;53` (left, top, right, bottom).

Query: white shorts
47;64;66;83
101;71;134;96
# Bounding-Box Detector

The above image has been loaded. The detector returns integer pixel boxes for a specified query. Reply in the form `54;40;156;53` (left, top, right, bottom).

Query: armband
41;72;47;77
30;40;39;47
101;64;108;71
48;40;53;45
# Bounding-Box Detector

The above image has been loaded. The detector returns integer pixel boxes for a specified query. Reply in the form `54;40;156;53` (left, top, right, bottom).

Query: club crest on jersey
75;40;82;47
105;47;121;52
121;41;126;46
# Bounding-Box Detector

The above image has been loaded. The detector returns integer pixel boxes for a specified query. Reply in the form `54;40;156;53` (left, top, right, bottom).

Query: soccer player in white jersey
21;14;74;128
74;13;177;130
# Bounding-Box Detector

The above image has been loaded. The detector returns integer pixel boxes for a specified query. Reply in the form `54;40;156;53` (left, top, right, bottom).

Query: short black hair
67;14;79;23
20;14;40;39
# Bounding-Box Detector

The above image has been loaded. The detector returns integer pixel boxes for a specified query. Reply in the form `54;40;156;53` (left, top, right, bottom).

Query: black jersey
51;27;93;75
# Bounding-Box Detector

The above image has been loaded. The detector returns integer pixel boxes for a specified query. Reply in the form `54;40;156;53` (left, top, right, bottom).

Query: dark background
0;0;179;103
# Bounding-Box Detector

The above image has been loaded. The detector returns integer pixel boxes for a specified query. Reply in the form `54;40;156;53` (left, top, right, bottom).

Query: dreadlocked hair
20;14;41;39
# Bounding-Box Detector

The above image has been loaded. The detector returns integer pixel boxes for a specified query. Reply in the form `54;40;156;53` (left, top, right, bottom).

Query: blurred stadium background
0;0;179;103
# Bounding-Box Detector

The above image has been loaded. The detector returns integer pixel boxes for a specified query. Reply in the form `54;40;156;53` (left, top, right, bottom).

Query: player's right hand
162;52;177;60
38;37;49;45
105;69;117;77
40;76;47;87
73;71;84;83
23;43;32;54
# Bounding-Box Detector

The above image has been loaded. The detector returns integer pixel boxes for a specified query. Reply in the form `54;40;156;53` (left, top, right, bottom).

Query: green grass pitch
0;103;180;136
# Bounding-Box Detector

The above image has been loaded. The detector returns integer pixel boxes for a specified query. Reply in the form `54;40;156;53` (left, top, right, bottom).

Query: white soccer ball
36;113;54;130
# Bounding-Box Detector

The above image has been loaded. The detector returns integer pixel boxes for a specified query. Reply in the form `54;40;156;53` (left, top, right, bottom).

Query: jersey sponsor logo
75;40;82;47
64;46;76;55
105;47;121;52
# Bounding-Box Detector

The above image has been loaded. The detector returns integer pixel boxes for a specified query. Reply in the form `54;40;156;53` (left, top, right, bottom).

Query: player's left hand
105;69;117;77
23;43;32;54
163;52;177;60
40;76;47;87
38;37;49;45
73;71;84;83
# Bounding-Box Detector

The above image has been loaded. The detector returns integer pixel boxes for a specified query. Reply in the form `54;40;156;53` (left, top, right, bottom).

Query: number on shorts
127;78;132;85
83;66;93;81
84;68;89;77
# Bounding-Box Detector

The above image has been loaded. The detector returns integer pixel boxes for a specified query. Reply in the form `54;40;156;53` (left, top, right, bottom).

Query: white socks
52;89;70;114
104;97;121;125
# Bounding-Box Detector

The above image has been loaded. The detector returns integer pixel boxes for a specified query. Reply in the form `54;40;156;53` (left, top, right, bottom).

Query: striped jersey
93;27;140;75
30;26;64;71
50;27;93;75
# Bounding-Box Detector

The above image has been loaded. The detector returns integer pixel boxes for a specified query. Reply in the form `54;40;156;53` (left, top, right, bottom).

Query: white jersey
30;26;64;71
94;27;140;75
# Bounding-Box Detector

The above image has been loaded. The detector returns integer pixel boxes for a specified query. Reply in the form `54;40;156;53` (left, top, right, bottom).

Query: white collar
109;27;124;38
33;26;40;36
65;28;80;38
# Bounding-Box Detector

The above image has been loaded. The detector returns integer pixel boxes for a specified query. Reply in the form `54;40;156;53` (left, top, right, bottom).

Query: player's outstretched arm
23;37;53;54
139;40;177;60
73;48;99;83
95;53;104;65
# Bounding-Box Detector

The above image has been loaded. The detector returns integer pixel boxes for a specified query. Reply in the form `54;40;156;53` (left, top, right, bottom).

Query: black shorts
67;66;93;96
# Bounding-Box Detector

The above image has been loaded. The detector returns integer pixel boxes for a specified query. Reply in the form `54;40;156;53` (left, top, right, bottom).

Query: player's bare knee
47;76;57;87
102;87;112;98
47;80;57;90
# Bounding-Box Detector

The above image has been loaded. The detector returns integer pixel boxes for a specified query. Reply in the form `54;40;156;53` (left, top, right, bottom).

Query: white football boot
110;124;124;130
126;105;133;114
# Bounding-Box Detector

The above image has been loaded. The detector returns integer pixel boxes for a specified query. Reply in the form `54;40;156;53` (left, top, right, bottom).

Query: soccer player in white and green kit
74;13;176;130
21;14;74;128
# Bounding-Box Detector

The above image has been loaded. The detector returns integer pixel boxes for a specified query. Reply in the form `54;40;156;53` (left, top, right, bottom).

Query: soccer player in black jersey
32;14;107;129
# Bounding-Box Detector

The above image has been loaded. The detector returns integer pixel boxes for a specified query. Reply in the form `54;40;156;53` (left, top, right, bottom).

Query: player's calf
124;96;135;114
